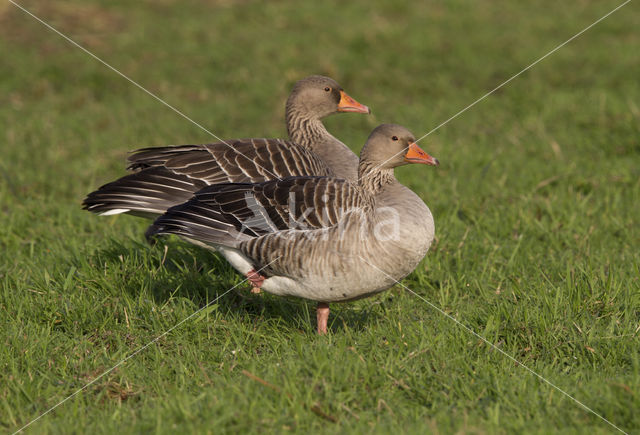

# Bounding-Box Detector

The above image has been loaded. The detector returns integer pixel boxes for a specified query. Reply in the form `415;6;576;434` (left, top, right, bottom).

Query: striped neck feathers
358;161;395;195
285;100;332;150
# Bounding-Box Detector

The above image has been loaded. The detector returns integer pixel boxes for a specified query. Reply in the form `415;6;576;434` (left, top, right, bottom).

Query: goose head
360;124;439;170
287;75;370;120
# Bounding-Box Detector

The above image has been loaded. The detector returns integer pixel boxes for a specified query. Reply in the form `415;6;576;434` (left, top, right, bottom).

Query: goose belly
219;198;435;303
260;231;434;302
260;259;401;302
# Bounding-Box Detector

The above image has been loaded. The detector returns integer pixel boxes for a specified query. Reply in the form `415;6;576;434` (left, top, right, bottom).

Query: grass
1;0;639;433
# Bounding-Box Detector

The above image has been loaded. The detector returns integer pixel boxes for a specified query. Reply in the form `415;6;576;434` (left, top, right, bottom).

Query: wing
82;167;207;217
127;138;332;182
83;138;334;217
146;176;371;248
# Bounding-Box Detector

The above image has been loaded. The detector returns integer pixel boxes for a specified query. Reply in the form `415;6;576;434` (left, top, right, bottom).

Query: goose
83;76;370;218
147;124;439;334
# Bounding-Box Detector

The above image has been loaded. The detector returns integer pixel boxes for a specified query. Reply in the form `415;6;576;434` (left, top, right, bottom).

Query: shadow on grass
86;237;382;334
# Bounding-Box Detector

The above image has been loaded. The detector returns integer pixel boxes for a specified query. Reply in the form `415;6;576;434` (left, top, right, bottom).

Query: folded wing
83;139;333;217
147;176;371;249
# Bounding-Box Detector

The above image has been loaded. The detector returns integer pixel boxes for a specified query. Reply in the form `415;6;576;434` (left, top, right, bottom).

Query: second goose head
286;75;370;122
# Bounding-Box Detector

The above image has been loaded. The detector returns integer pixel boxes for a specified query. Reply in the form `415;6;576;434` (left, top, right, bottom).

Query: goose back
83;138;333;217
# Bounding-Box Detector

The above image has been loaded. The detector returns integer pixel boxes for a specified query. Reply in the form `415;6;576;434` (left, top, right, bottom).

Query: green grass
2;0;639;433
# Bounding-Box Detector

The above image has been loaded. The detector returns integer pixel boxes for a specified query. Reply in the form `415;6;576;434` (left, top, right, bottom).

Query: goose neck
358;162;395;194
285;104;329;150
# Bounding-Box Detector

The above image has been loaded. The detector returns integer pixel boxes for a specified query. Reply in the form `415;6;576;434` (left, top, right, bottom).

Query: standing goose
83;76;369;218
147;124;439;334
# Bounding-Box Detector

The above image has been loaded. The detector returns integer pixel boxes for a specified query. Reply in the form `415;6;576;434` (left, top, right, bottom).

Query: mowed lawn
1;0;639;433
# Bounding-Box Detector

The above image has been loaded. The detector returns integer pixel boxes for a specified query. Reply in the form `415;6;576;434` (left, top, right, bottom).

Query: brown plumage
148;124;440;334
83;76;369;217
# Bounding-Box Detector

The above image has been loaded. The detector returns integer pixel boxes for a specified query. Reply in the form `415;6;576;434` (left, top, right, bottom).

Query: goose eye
324;87;331;92
392;136;399;141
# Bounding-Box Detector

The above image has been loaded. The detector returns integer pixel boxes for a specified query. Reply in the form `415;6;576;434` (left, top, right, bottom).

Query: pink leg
246;270;265;294
316;302;330;335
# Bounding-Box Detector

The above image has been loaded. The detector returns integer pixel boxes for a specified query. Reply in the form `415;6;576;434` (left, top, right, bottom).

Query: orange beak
337;90;371;114
404;142;439;166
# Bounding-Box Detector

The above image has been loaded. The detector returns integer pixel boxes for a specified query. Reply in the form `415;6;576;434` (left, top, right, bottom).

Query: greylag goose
83;76;369;217
147;124;439;334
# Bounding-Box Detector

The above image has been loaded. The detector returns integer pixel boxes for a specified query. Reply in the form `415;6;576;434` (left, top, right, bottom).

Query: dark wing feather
127;138;333;183
84;138;334;217
147;176;371;248
82;167;207;217
192;177;370;234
